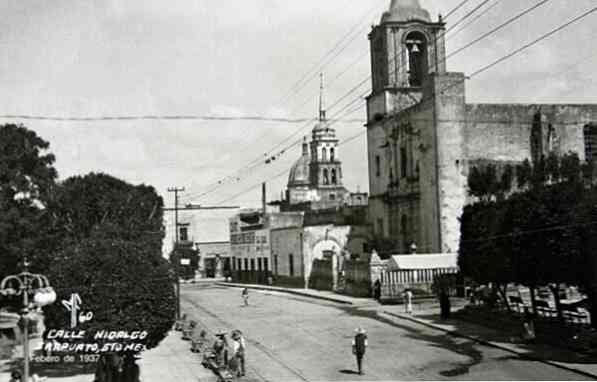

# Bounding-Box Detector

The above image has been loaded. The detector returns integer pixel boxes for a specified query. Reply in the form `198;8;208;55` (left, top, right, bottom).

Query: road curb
383;310;597;380
214;282;354;305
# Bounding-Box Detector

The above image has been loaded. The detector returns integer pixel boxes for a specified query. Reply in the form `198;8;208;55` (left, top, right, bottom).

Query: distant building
279;74;369;212
196;241;230;278
163;206;239;279
229;209;303;284
366;0;597;255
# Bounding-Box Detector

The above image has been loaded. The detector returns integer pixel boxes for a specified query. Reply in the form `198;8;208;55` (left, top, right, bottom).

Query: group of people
204;329;246;380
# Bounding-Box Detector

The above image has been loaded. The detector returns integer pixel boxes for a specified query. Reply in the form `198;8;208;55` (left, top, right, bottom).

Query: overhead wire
183;0;553;203
211;4;597;206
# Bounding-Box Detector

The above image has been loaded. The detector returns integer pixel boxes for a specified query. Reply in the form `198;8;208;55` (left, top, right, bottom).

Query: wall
270;227;303;278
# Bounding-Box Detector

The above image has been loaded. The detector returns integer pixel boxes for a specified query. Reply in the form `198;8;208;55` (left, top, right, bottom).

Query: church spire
319;72;326;122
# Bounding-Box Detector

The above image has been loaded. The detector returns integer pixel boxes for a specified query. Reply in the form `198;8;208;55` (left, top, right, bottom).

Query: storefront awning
387;253;458;271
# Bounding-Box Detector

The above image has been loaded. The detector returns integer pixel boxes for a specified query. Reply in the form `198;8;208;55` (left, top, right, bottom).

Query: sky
1;0;596;234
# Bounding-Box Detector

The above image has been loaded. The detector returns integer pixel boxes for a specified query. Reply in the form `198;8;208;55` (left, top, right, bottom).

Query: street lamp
0;262;56;382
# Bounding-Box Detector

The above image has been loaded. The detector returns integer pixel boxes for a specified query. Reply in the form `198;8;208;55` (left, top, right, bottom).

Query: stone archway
309;239;342;290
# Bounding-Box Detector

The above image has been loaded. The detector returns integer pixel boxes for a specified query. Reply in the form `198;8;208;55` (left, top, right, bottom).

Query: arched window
323;169;329;185
405;31;428;87
322;147;328;162
330;148;335;162
331;169;337;184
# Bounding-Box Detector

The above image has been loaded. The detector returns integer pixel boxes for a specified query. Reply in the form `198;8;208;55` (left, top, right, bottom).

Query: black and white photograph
1;0;597;381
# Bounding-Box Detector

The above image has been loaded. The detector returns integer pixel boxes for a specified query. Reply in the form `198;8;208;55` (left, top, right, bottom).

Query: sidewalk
137;330;215;382
219;281;597;379
0;330;215;382
215;281;372;305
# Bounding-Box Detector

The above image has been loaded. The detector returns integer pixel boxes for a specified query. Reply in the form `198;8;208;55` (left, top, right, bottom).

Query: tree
44;238;176;378
460;152;590;319
49;173;165;252
0;124;58;278
43;173;173;380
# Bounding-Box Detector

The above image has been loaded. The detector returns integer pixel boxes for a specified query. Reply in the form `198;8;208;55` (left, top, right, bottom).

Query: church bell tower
367;0;446;122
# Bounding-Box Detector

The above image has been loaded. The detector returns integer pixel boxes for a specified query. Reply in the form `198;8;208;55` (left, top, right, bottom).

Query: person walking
242;288;249;307
352;327;368;375
404;289;413;314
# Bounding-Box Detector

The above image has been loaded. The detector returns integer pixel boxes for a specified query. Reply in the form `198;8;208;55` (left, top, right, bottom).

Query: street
181;283;591;381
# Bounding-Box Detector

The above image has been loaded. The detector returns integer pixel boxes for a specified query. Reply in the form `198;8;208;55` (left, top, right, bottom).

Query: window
238;258;242;270
330;148;335;162
250;259;255;271
274;255;279;275
329;194;335;201
262;235;267;244
323;169;329;185
264;258;269;272
289;254;294;276
322;147;328;162
232;257;236;270
405;31;428;87
584;123;597;162
375;155;381;177
400;147;407;178
244;258;248;271
179;227;188;242
331;169;337;185
258;258;262;271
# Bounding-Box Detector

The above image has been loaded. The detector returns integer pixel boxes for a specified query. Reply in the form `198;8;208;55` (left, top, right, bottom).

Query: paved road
181;283;591;381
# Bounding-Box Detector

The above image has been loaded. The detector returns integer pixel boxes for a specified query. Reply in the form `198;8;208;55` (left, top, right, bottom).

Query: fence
381;267;458;298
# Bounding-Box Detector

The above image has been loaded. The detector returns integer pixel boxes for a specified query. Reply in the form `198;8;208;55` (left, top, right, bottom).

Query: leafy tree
0;124;58;277
49;173;165;252
44;238;176;377
43;173;173;380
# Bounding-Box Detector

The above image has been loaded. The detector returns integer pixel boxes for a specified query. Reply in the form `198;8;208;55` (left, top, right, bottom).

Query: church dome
288;152;311;187
381;0;431;23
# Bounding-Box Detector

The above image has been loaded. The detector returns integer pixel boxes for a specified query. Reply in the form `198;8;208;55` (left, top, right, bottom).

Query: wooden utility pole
167;187;184;320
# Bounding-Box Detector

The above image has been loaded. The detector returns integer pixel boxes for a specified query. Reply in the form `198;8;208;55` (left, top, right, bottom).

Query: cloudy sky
1;0;596;222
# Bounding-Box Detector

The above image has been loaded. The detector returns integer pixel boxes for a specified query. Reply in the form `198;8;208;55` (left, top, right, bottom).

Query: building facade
366;0;597;255
229;209;303;283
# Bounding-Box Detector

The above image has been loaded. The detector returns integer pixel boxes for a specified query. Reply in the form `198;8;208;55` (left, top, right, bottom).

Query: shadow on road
415;312;597;367
336;305;484;378
339;369;360;375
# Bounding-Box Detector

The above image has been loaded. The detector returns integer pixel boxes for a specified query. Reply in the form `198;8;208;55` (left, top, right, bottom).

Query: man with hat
212;330;229;368
352;327;368;375
231;330;246;377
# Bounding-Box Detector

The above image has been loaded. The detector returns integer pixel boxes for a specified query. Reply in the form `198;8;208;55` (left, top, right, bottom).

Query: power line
444;0;473;19
211;5;597;208
184;0;554;203
446;0;501;40
445;0;552;61
468;6;597;79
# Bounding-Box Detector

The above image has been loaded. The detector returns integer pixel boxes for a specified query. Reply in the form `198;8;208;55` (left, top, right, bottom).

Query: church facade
367;0;597;255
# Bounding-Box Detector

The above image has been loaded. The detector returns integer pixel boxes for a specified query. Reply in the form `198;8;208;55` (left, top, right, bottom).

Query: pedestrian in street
521;307;536;344
242;288;249;307
440;291;451;320
404;289;413;314
213;330;229;368
352;327;368;375
231;330;246;377
373;279;381;301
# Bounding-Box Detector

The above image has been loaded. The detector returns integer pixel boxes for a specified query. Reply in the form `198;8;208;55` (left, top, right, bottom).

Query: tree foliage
43;173;175;350
460;152;597;324
44;238;175;350
0;124;58;276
